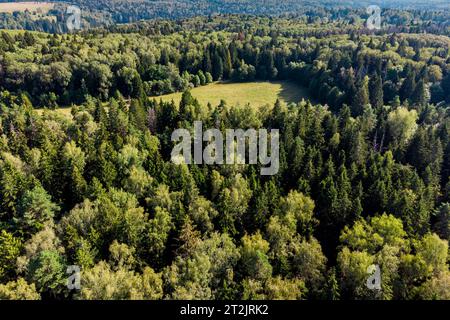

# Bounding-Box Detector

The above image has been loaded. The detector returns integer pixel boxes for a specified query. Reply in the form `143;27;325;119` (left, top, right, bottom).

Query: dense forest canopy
0;4;449;301
1;16;450;108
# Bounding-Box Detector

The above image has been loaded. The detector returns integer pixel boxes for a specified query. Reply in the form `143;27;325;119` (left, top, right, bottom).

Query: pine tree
93;101;107;123
433;203;450;241
325;268;340;300
440;74;450;103
160;48;170;65
203;51;213;74
411;80;429;108
212;51;223;80
223;48;232;79
352;76;370;116
369;73;384;110
129;99;147;131
400;65;417;102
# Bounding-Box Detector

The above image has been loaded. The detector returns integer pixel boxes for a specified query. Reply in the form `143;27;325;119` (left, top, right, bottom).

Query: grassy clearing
35;81;313;117
154;81;312;109
35;106;72;117
0;2;54;13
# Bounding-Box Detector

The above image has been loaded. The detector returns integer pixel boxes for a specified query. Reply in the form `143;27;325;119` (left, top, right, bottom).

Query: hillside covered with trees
0;0;449;33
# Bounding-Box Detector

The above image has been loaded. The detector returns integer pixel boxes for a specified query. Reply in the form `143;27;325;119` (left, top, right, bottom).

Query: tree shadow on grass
278;81;316;105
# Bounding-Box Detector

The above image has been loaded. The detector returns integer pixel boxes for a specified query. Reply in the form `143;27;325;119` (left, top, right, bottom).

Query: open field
155;81;313;109
35;81;313;116
0;2;54;13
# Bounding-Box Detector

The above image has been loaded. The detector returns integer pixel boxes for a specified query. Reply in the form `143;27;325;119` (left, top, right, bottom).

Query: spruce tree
369;73;384;110
352;76;370;116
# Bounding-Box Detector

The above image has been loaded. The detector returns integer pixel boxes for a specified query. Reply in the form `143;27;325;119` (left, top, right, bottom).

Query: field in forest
0;2;54;13
155;81;313;109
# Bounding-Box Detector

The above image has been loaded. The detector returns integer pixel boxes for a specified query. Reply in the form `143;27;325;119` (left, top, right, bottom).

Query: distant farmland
0;2;55;13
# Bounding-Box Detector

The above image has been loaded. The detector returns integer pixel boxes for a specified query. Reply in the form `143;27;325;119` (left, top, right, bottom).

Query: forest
0;9;449;300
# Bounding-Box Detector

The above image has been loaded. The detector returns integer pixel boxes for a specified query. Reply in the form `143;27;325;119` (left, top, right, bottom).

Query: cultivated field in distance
0;1;54;13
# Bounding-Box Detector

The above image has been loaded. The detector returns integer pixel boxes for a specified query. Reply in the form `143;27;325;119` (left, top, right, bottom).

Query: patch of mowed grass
155;81;312;109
